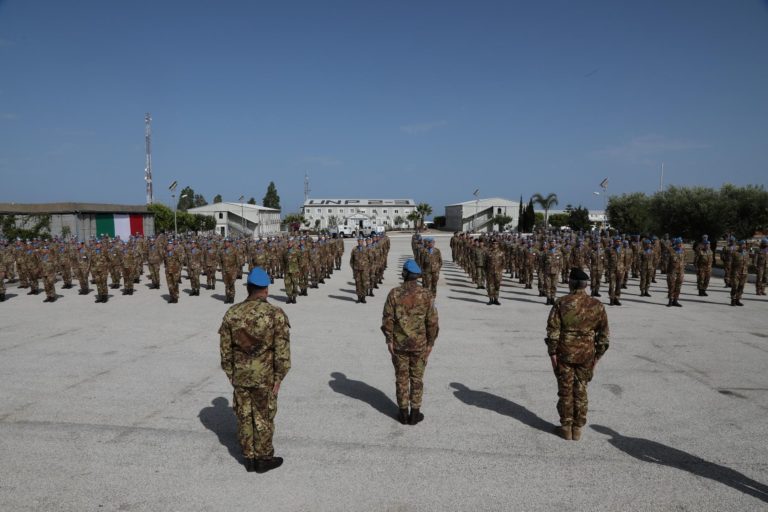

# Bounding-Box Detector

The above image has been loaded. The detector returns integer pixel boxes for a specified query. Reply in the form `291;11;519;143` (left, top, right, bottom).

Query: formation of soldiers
349;234;390;303
450;231;768;308
0;232;346;304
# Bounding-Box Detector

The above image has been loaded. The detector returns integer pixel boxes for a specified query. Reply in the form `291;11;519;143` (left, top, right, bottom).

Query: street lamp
593;191;607;229
472;188;480;233
238;195;245;236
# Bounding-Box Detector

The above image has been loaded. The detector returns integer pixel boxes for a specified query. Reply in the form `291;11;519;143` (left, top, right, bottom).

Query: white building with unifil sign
188;202;281;238
444;197;520;232
302;199;417;231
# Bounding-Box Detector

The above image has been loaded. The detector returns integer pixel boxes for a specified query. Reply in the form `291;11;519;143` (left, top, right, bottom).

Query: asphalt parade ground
1;234;767;511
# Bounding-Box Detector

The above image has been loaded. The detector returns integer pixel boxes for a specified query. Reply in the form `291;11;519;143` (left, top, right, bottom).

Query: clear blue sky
1;0;766;215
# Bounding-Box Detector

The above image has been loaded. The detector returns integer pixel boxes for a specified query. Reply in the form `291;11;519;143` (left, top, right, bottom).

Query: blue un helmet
402;259;422;275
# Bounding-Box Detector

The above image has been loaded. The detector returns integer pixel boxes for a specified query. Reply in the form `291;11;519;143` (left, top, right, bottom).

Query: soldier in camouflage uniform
755;238;767;296
473;239;486;289
694;238;714;297
147;239;163;289
220;239;241;304
382;259;439;425
187;240;204;296
120;241;138;295
665;237;686;307
729;240;749;306
0;252;6;302
546;268;610;441
721;237;736;287
90;240;110;303
164;242;183;303
204;242;219;290
605;237;625;306
543;239;562;305
219;267;291;473
74;241;91;295
485;239;505;305
282;239;301;304
589;239;604;297
639;238;655;297
350;238;371;303
421;238;442;296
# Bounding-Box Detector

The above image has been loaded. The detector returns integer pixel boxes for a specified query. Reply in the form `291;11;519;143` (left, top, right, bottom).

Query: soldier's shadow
592;424;768;503
328;372;400;422
449;383;557;436
198;397;246;468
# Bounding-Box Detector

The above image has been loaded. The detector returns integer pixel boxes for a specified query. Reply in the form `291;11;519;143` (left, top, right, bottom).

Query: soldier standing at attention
39;245;58;303
666;237;686;307
147;238;163;289
350;237;370;303
638;238;655;297
473;239;486;289
694;238;714;297
755;238;767;296
605;237;625;306
546;268;610;441
721;236;736;287
219;267;291;473
282;238;301;304
164;242;183;303
187;240;203;296
485;239;505;305
382;259;439;425
220;239;240;304
544;239;562;306
422;238;442;296
729;240;750;307
91;240;110;303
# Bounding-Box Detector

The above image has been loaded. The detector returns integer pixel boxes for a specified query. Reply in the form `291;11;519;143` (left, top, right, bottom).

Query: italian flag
95;213;145;239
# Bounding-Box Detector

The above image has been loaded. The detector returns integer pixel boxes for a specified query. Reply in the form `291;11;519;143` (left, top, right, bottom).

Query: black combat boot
730;299;736;306
614;299;622;306
103;295;109;303
408;408;424;425
735;300;744;306
0;294;5;302
494;299;501;305
360;296;366;304
254;457;283;474
594;291;601;297
245;458;257;472
487;299;494;305
27;289;36;295
667;299;673;307
673;300;682;307
702;290;708;296
398;409;409;425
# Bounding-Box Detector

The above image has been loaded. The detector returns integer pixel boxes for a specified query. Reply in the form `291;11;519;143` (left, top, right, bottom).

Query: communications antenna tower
144;113;154;204
304;171;311;203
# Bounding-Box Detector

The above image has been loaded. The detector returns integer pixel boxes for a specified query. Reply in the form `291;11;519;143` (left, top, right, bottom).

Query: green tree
517;195;524;231
567;205;591;231
720;184;768;240
247;197;257;205
394;215;405;229
650;186;728;241
493;214;513;231
0;214;51;240
193;194;208;207
531;192;559;226
148;203;175;233
433;215;447;228
177;186;196;211
263;182;281;210
213;194;223;204
415;203;433;230
548;213;569;228
327;215;339;228
406;211;420;230
282;213;305;232
606;192;654;234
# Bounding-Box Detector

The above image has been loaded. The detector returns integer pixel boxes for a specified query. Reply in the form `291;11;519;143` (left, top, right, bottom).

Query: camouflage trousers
522;266;533;287
205;266;216;288
60;264;72;286
608;269;623;300
590;267;601;293
757;265;766;294
639;267;653;294
335;255;342;269
109;265;121;287
723;262;732;286
353;270;369;298
43;274;56;298
475;267;485;287
422;271;438;295
223;270;237;301
731;273;747;301
696;268;711;291
4;261;15;280
284;271;299;299
188;266;201;292
148;263;161;287
666;269;683;300
545;272;558;300
165;270;181;299
121;266;135;291
92;271;108;297
555;361;594;427
77;266;89;292
486;270;502;300
232;386;277;459
0;272;5;294
392;350;428;409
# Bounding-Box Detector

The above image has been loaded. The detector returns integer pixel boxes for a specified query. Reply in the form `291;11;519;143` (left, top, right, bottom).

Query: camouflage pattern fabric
90;248;109;297
694;246;713;292
545;289;609;428
484;247;505;300
219;297;291;459
730;250;749;301
666;247;685;300
350;245;370;299
391;351;427;409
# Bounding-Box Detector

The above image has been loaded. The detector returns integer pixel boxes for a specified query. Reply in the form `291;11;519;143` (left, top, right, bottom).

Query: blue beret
403;259;422;275
247;267;271;287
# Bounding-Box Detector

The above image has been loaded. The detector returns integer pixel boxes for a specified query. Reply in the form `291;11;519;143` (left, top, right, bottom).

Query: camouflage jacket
381;280;439;352
424;248;442;273
219;297;291;388
730;250;749;278
349;246;370;271
545;289;609;365
485;248;505;276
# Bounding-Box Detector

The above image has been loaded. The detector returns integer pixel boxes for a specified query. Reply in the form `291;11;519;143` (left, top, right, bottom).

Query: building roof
445;197;520;207
188;202;280;214
0;202;151;215
304;199;416;207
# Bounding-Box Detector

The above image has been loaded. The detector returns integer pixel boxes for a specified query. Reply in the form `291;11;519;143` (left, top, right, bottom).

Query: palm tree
406;211;420;230
531;193;559;227
415;203;433;231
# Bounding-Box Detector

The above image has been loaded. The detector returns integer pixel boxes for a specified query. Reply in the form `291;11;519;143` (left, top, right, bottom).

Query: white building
302;199;417;231
188;202;281;238
444;197;521;232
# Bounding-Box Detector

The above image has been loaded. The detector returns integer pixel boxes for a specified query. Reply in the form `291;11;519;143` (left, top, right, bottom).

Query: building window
497;208;502;214
394;210;399;214
339;209;344;214
328;209;333;213
316;208;321;214
218;212;223;219
383;209;388;214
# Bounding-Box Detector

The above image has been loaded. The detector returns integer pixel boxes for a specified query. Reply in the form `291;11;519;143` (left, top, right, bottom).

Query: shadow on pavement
328;294;357;302
328;372;399;421
211;294;227;302
591;425;768;503
198;397;246;468
450;383;557;436
447;296;488;304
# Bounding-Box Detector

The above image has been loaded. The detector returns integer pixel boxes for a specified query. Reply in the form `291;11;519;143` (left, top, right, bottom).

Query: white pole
660;162;665;193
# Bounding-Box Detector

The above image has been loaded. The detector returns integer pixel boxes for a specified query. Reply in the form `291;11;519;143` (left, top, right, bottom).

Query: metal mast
304;171;311;203
144;113;154;204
